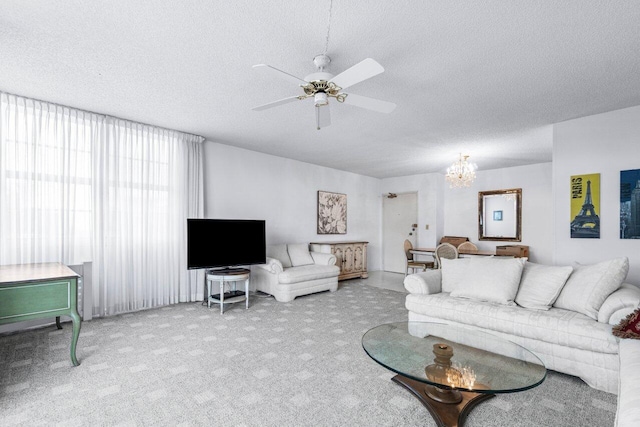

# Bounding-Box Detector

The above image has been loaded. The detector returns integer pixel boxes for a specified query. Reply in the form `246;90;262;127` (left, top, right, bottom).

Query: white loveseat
251;243;340;302
403;256;640;395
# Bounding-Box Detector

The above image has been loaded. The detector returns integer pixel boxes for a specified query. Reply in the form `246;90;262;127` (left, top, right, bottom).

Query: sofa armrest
599;283;640;324
615;339;640;426
254;257;284;274
310;251;337;266
404;270;442;295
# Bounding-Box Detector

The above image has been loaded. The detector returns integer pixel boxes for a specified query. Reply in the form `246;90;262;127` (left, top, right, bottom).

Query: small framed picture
493;210;503;221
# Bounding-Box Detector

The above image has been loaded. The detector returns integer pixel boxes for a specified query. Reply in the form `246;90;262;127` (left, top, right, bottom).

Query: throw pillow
612;307;640;339
450;257;526;305
553;257;629;320
440;258;471;293
287;243;314;267
266;244;292;268
515;262;573;310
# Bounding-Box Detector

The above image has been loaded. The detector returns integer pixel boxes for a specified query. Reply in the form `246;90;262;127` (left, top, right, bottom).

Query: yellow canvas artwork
570;173;600;238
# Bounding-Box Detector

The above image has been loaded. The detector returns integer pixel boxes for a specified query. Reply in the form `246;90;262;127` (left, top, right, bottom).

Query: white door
383;192;418;273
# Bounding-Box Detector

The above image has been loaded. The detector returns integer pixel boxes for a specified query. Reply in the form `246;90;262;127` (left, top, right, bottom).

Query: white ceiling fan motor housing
304;71;334;82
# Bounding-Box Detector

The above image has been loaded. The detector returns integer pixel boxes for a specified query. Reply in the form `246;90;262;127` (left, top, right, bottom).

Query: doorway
382;192;418;273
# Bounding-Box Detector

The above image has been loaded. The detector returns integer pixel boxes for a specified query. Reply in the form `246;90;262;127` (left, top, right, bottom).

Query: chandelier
445;154;477;188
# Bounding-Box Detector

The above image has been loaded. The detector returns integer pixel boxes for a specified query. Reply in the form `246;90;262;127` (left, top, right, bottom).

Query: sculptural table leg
69;310;82;366
391;374;494;427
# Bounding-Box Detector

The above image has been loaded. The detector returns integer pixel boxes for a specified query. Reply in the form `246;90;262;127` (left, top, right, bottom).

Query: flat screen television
187;219;266;270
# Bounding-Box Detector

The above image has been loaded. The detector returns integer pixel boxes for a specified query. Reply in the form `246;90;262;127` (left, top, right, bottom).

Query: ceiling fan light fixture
314;92;329;107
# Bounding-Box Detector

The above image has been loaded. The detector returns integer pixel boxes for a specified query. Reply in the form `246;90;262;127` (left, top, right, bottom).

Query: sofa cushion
266;244;292;268
440;258;471;293
405;292;619;354
278;264;340;284
554;257;629;320
287;243;314;267
515;262;573;310
450;257;525;305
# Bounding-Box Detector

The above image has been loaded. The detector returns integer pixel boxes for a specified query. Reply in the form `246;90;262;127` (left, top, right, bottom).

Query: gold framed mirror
478;188;522;241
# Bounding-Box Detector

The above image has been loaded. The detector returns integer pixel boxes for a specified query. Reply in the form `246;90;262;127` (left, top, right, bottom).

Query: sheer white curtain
0;92;204;316
92;119;204;315
0;93;102;265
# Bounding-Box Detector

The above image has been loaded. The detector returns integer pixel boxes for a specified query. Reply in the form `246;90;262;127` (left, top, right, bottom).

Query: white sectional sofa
403;256;640;395
251;243;340;302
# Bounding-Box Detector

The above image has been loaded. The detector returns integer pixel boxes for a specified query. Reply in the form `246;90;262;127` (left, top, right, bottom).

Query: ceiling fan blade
316;105;331;130
252;96;301;111
253;64;308;85
342;93;396;114
328;58;384;90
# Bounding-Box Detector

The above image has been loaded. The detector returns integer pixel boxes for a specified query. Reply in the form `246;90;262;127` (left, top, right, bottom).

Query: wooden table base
391;374;494;427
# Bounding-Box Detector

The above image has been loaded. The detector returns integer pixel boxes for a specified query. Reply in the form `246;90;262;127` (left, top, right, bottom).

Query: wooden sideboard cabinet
309;241;368;281
495;245;530;258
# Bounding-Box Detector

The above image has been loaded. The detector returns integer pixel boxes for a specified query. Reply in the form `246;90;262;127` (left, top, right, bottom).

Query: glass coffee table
362;322;546;427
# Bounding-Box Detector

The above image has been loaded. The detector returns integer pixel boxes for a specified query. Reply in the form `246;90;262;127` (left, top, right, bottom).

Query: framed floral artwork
317;191;347;234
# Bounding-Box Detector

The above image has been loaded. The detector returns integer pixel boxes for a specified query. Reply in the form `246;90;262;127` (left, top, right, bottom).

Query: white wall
203;142;383;270
380;173;443;250
205;100;640;281
443;163;554;264
553;104;640;285
379;164;554;265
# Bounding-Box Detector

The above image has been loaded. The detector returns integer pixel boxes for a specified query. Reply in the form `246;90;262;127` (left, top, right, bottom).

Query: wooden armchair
404;239;434;276
434;242;459;268
457;241;479;253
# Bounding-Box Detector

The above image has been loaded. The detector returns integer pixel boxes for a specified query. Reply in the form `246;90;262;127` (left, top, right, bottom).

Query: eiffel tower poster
570;173;600;238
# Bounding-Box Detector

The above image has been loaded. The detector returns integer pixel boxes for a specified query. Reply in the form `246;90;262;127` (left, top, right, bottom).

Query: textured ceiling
1;1;640;178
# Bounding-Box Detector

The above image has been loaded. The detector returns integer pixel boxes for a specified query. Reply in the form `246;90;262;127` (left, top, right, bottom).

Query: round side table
205;268;250;315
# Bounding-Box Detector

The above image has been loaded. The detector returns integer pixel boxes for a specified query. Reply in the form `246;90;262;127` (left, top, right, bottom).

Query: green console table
0;263;82;366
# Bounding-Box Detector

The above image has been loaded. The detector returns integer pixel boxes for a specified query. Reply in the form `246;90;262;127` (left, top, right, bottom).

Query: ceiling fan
252;54;396;130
